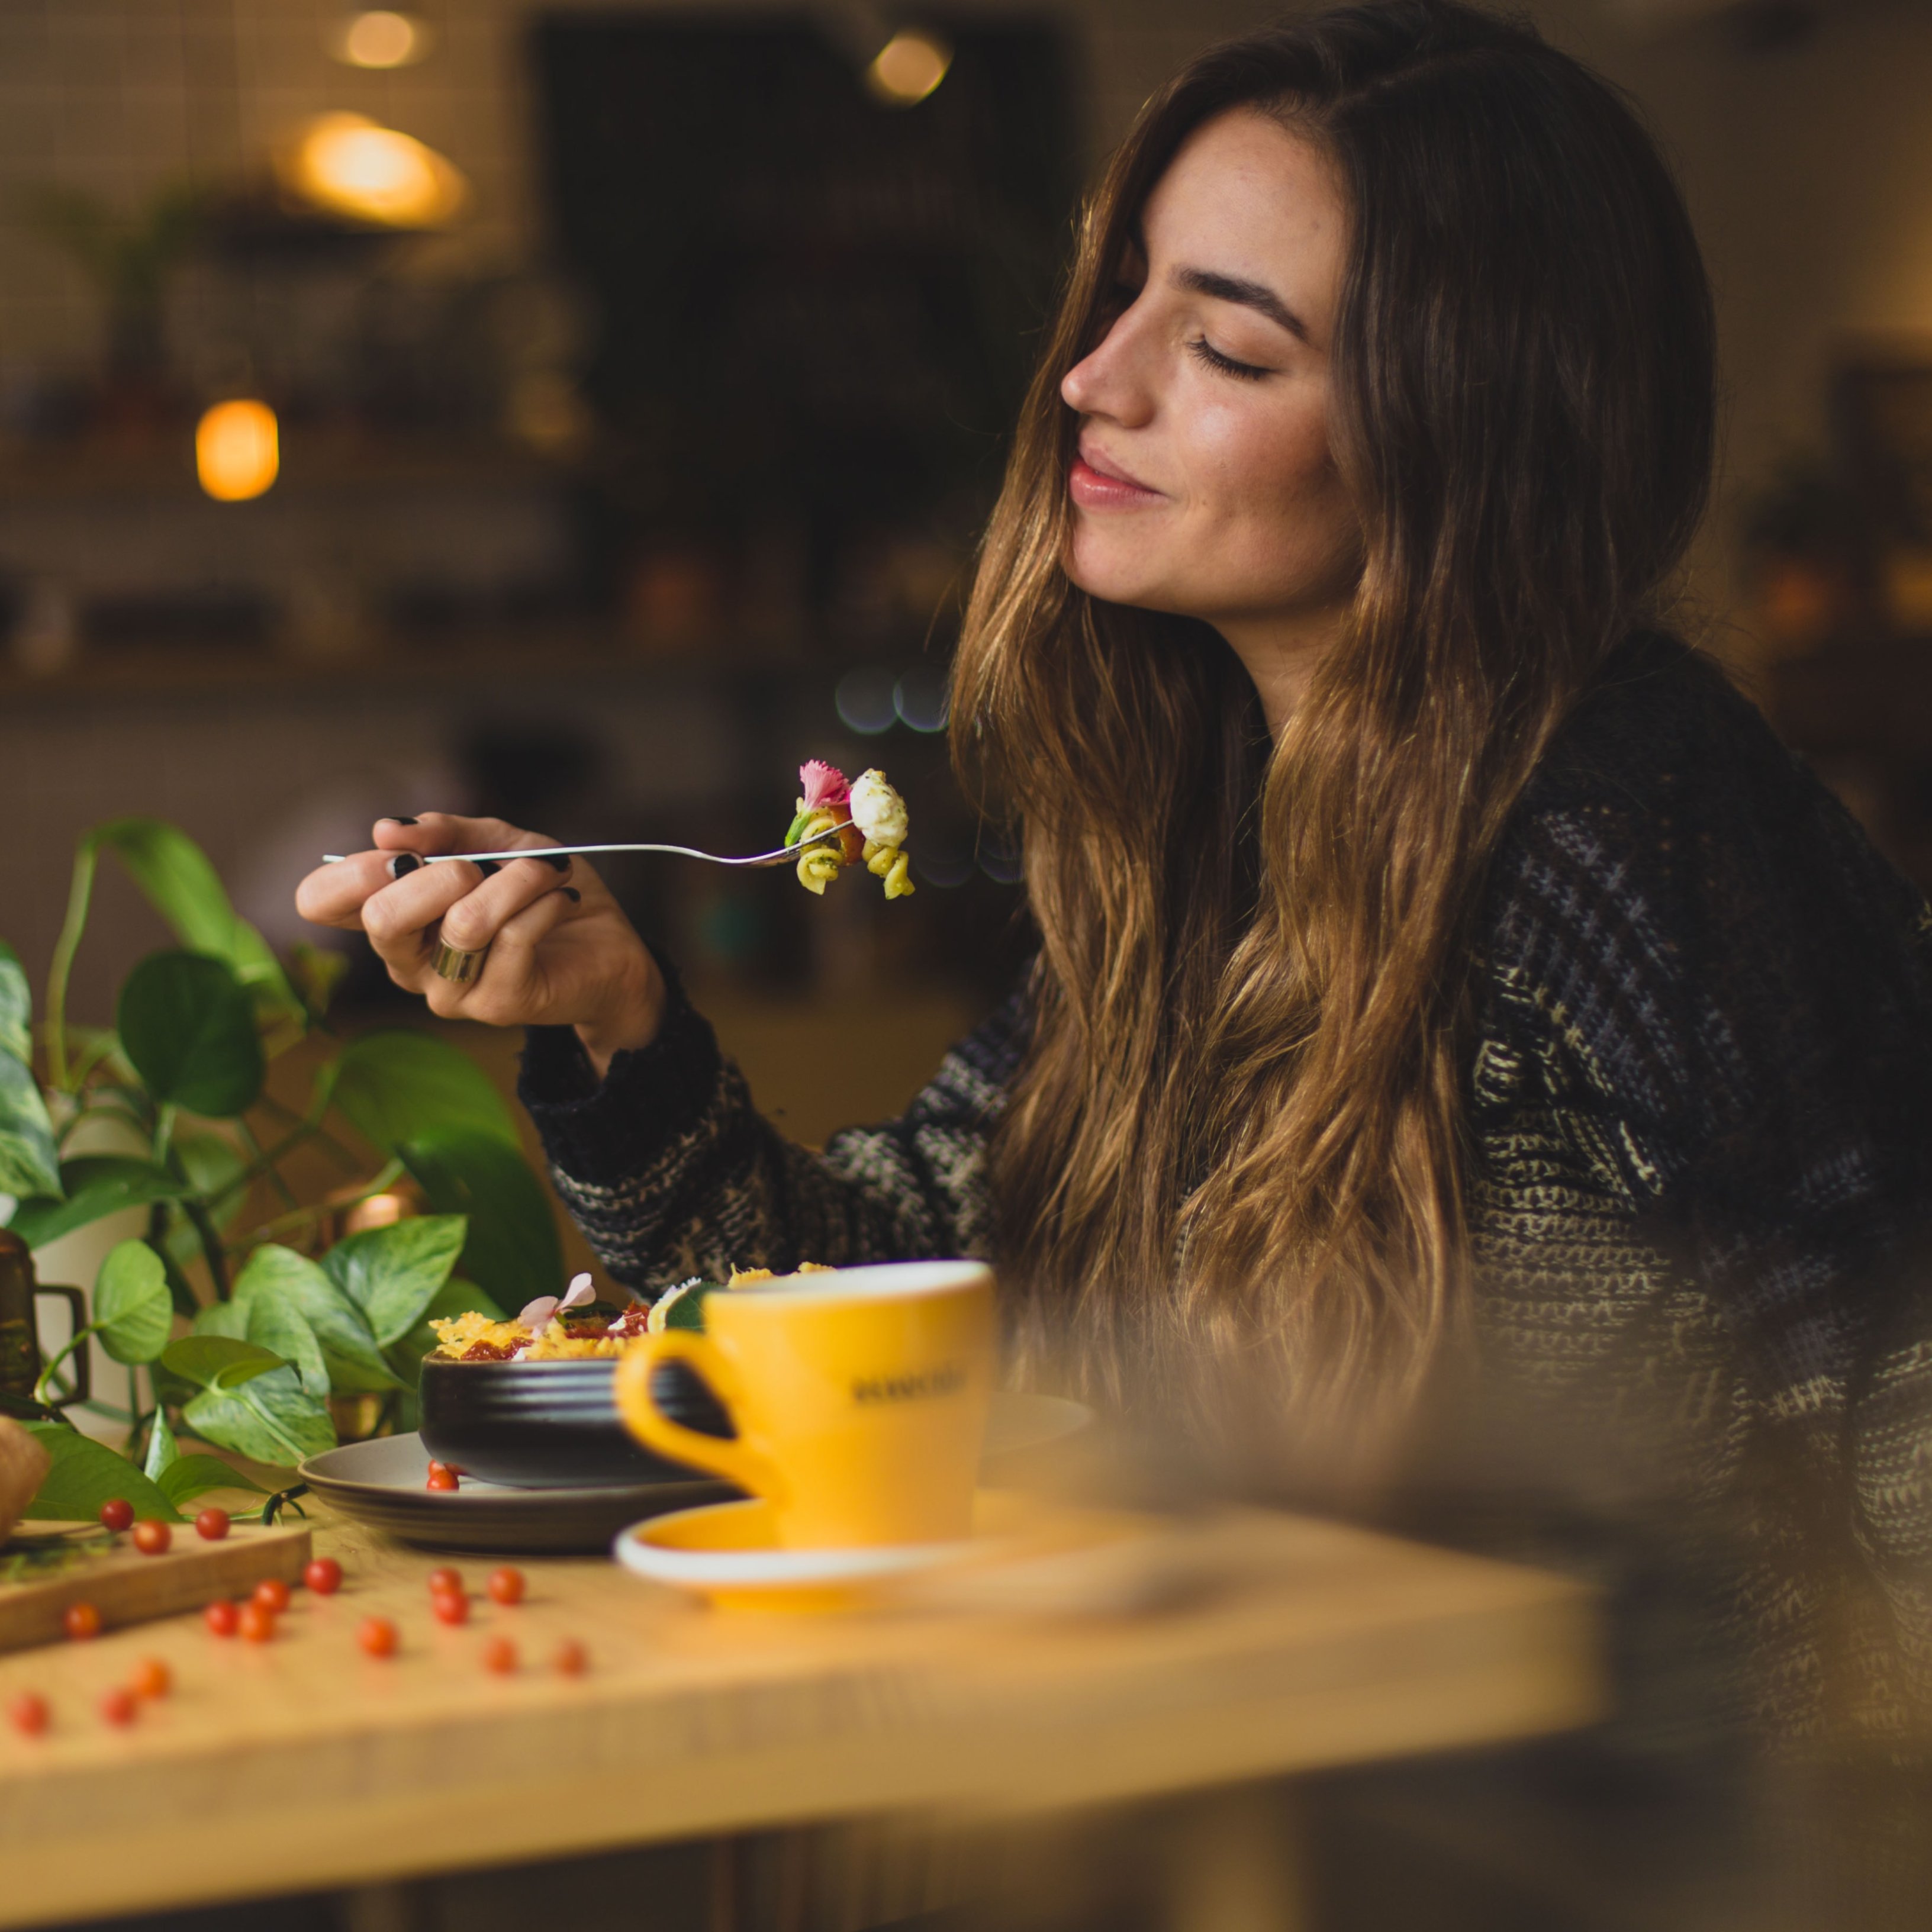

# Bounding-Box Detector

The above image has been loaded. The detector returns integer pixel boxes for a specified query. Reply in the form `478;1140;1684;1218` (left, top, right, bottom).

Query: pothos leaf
160;1333;286;1391
157;1455;268;1506
19;1421;183;1523
93;1238;173;1366
182;1367;336;1467
144;1407;179;1484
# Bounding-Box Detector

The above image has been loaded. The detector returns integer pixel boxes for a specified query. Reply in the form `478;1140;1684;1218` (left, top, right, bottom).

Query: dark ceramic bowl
417;1354;735;1490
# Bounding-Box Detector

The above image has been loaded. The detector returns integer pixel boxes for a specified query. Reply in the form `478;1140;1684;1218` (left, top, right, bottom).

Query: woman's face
1061;111;1360;648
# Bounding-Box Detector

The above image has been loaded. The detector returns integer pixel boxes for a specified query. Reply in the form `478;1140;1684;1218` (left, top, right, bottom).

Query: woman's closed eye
1187;336;1272;381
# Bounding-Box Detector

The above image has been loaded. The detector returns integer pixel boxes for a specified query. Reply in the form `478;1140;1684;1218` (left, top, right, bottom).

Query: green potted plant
0;817;560;1523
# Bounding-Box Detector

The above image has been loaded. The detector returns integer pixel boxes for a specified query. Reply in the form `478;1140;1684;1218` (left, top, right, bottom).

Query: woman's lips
1069;453;1164;510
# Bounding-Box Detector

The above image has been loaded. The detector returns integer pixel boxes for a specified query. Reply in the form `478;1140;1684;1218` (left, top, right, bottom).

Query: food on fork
784;762;914;899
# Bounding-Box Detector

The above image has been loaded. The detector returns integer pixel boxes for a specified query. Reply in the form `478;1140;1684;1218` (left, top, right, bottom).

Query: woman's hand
294;814;665;1077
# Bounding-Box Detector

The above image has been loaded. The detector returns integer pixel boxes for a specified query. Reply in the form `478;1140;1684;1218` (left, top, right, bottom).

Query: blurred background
1;0;1931;1134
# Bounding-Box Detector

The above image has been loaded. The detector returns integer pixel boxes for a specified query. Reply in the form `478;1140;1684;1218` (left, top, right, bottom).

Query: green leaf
660;1280;722;1332
191;1300;249;1341
0;940;30;1064
160;1333;286;1391
8;1157;184;1250
87;819;298;1017
183;1367;335;1467
157;1454;268;1506
116;951;265;1118
19;1421;183;1523
144;1407;179;1483
332;1030;520;1152
93;1238;172;1364
228;1270;330;1400
320;1215;467;1348
0;1048;61;1200
173;1131;249;1233
229;1243;400;1392
399;1128;562;1316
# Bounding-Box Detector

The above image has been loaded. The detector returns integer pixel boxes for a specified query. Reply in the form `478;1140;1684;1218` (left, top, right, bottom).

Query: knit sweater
520;633;1932;1741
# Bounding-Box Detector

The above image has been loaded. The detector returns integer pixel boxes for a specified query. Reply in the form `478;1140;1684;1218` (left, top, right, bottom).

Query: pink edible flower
798;761;850;812
517;1273;596;1331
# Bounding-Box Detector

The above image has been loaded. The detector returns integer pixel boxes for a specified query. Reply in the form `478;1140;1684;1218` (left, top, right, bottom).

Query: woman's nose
1061;312;1153;426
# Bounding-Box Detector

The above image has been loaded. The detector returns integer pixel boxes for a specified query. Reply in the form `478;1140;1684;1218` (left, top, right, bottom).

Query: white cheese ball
849;769;909;846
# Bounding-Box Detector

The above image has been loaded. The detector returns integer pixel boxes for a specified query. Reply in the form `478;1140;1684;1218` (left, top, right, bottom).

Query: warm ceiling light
279;113;468;229
865;29;951;106
331;11;433;70
196;400;279;503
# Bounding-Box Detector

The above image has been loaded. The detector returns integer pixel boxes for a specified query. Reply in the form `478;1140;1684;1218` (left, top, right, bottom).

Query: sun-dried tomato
460;1340;519;1362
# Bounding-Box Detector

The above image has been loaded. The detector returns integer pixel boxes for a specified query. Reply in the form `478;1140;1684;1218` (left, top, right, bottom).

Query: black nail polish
561;887;581;903
379;816;420;826
537;852;572;872
474;859;501;878
386;854;422;878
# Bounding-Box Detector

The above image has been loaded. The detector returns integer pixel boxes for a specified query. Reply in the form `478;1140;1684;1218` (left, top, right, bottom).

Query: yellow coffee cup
614;1260;997;1548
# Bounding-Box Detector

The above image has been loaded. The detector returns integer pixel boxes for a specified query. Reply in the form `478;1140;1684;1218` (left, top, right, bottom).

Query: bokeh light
330;11;433;70
195;400;279;503
894;666;950;733
865;30;951;107
280;113;468;230
835;666;899;735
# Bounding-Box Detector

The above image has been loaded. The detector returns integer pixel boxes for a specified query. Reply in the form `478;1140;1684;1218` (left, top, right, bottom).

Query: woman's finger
360;858;492;962
432;886;581;1026
434;853;575;955
369;812;552;861
294;850;394;930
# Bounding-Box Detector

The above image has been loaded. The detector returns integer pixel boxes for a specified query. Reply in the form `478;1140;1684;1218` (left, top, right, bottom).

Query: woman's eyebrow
1170;266;1308;341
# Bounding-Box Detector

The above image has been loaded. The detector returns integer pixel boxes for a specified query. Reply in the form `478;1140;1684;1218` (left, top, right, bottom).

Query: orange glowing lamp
196;400;279;503
279;112;468;230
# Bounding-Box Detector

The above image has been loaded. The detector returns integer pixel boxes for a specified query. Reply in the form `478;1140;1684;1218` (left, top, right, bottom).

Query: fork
320;823;855;870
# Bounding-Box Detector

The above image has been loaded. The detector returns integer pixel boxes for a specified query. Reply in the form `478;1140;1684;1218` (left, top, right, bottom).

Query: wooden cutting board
0;1522;311;1653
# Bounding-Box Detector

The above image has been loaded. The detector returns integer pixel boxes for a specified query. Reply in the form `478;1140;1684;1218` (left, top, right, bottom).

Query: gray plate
299;1393;1092;1556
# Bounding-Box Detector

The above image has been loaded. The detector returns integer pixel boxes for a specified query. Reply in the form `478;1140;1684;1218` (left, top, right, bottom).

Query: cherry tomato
425;1466;459;1492
98;1687;137;1728
5;1692;49;1735
552;1638;587;1677
195;1507;230;1541
99;1498;134;1533
131;1519;171;1556
128;1657;171;1700
253;1577;291;1614
356;1616;398;1659
481;1636;517;1675
304;1557;343;1596
485;1567;525;1607
237;1602;276;1643
203;1599;239;1638
426;1567;462;1596
430;1589;469;1625
63;1602;101;1641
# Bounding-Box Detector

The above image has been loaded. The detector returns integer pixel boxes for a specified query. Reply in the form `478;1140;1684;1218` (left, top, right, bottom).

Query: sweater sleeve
1479;639;1932;1721
517;981;1028;1294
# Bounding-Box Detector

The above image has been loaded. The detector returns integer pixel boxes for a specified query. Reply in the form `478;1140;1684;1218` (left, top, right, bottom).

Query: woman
300;0;1932;1738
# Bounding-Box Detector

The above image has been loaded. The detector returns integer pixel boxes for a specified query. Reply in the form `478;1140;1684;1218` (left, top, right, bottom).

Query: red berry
203;1599;239;1638
63;1602;101;1641
131;1519;170;1556
426;1567;462;1596
430;1589;468;1625
5;1692;49;1735
237;1602;276;1643
356;1616;398;1658
304;1557;343;1596
99;1498;134;1532
426;1466;459;1492
128;1656;171;1699
485;1567;525;1606
253;1577;291;1614
553;1638;587;1677
481;1636;517;1674
98;1687;137;1727
195;1507;230;1541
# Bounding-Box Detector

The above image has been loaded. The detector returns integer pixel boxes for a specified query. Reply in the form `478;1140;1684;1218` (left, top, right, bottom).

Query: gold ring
432;938;490;985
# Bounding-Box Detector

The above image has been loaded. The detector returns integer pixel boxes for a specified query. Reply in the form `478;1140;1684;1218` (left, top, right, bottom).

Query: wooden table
0;1500;1599;1930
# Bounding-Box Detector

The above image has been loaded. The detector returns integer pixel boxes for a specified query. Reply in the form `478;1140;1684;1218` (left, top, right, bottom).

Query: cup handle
34;1286;89;1405
613;1332;777;1497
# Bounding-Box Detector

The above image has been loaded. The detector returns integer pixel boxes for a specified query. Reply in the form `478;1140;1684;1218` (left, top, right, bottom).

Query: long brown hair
952;0;1715;1450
